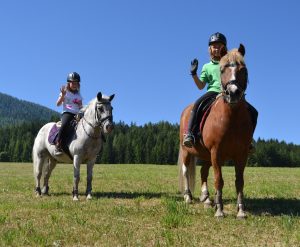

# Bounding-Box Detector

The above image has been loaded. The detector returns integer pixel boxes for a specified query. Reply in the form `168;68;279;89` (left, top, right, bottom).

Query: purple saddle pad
48;124;59;145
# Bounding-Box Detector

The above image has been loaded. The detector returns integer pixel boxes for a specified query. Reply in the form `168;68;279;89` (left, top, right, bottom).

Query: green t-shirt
199;60;221;93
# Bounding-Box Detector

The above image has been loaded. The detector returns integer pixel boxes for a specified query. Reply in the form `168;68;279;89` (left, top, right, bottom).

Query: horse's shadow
50;191;170;200
46;192;299;216
245;198;300;216
93;191;168;199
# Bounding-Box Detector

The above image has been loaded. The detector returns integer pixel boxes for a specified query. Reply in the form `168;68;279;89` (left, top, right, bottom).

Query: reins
82;118;102;139
81;102;112;140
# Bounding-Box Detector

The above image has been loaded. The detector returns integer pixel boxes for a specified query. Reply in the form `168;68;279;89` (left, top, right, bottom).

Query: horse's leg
199;161;212;207
33;153;45;197
86;159;96;200
72;155;81;201
211;150;224;217
42;158;57;195
181;150;195;204
235;161;247;219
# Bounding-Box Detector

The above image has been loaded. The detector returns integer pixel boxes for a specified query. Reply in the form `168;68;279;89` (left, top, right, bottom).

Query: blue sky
1;1;300;145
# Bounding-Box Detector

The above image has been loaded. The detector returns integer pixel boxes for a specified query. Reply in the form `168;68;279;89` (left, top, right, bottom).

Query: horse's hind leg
42;158;57;195
235;161;247;219
199;161;212;207
180;150;196;204
33;153;46;197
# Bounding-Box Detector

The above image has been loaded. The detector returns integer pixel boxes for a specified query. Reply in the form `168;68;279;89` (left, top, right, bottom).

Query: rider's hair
208;45;227;61
66;81;80;93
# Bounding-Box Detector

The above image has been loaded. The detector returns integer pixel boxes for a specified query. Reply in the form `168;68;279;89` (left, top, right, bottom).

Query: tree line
0;120;299;167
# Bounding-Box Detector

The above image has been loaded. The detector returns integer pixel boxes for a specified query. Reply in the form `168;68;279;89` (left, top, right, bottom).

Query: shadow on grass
93;191;169;199
48;191;173;199
246;198;300;216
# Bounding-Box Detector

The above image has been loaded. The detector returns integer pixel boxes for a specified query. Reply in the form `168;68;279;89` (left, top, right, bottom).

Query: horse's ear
97;92;102;101
109;94;115;102
238;44;245;56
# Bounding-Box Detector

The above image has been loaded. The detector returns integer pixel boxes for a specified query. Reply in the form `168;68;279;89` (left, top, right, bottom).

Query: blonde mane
220;48;245;68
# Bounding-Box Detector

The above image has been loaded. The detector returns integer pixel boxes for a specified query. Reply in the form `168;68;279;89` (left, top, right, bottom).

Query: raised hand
60;85;67;96
190;58;198;76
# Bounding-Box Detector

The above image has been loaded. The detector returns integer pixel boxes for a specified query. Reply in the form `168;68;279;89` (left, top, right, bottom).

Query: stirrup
183;132;195;148
54;144;63;155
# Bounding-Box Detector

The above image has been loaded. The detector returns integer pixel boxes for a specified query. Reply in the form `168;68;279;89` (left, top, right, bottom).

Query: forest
0;120;299;167
1;92;299;166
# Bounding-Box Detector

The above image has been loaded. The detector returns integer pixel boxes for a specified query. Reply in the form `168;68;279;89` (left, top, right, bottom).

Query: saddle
195;97;216;138
48;119;78;159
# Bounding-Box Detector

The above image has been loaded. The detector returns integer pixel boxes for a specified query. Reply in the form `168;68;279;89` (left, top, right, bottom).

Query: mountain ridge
0;92;59;126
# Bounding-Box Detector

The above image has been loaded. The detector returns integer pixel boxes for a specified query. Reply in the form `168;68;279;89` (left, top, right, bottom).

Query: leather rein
81;102;112;139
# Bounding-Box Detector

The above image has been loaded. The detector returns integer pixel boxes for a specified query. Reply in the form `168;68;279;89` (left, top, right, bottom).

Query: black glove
190;58;198;76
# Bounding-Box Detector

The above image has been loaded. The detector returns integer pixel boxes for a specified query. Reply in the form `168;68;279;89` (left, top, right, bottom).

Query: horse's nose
106;123;114;133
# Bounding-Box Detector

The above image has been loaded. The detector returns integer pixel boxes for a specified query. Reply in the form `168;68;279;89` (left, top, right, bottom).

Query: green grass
0;163;299;246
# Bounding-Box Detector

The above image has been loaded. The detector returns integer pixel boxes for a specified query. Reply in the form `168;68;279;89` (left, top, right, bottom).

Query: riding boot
54;140;63;155
247;103;258;154
183;110;196;148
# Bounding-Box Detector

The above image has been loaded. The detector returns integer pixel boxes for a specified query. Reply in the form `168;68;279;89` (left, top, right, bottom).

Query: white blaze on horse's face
227;66;239;99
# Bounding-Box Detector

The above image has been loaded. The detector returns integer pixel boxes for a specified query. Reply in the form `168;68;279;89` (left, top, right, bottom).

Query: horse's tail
32;136;41;178
178;145;196;193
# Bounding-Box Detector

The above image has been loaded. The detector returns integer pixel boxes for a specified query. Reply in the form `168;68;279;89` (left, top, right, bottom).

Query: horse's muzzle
224;83;243;105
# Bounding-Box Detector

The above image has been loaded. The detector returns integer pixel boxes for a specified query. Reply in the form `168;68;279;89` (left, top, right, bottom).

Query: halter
221;62;247;104
82;102;112;139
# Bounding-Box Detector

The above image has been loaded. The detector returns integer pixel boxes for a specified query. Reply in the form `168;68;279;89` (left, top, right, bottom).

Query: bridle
81;102;112;139
221;62;247;104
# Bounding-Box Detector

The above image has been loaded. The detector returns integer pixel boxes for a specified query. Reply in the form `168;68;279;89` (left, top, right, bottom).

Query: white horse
33;92;114;201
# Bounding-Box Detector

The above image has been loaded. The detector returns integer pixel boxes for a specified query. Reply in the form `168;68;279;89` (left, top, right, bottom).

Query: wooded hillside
0;92;59;126
0;92;299;166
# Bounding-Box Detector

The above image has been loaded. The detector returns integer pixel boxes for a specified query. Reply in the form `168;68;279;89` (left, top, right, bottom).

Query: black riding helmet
209;32;227;46
67;72;81;82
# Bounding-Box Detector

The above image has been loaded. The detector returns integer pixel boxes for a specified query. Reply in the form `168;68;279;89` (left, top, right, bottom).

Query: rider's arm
56;86;67;106
192;75;206;90
56;93;64;106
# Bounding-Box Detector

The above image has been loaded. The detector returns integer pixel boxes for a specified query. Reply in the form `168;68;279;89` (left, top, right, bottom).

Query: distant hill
0;92;59;126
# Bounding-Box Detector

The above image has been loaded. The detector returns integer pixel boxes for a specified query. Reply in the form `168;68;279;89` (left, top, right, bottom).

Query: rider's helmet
67;72;81;82
208;32;227;46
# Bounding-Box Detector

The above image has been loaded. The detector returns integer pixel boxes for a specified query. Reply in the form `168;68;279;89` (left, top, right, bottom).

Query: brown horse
178;44;253;218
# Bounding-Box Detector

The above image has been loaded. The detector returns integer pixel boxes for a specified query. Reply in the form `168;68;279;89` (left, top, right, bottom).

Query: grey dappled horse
33;92;114;201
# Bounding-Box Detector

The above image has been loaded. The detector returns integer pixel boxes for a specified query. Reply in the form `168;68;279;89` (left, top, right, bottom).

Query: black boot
183;110;196;148
54;141;63;155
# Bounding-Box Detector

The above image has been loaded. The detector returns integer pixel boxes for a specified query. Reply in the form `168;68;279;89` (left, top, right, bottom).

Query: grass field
0;163;299;247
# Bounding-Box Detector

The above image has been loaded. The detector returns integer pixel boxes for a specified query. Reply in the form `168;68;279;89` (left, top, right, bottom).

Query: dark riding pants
57;112;75;144
188;91;219;134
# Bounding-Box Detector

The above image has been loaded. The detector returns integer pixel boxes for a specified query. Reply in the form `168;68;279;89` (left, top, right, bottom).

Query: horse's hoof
86;194;92;200
41;186;49;196
203;198;212;208
237;210;247;219
184;194;192;204
236;204;247;219
199;191;209;202
73;196;79;201
35;193;42;198
214;209;225;218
